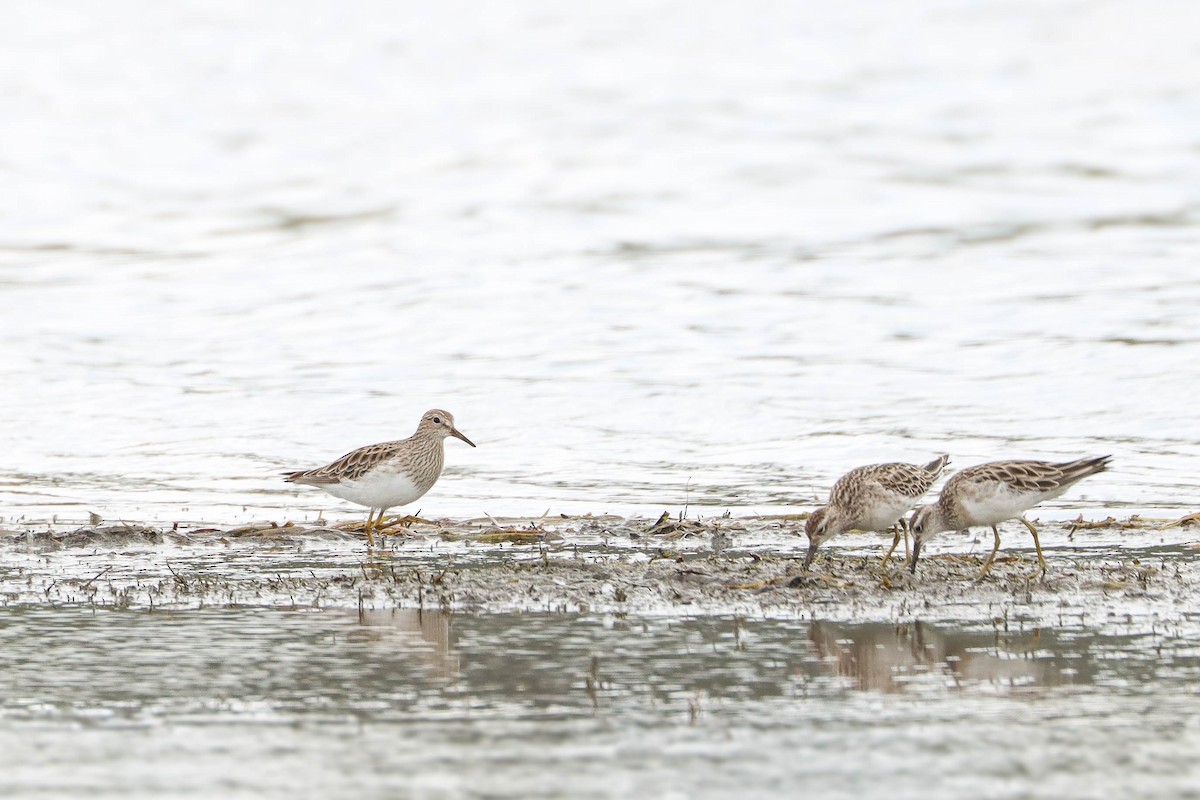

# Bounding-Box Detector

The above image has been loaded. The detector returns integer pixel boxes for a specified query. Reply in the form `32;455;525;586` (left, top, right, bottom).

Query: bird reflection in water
805;621;1050;693
348;608;461;686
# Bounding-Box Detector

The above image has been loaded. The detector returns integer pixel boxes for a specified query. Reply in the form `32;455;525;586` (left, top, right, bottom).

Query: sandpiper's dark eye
432;416;442;424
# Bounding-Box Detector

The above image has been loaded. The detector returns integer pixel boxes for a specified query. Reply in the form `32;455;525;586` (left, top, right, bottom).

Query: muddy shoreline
0;514;1195;628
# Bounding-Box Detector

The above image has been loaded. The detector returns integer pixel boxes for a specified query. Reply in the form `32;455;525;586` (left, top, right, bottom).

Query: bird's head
419;409;476;447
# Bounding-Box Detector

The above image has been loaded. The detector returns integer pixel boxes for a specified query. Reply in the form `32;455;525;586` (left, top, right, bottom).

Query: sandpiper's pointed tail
922;454;950;477
1055;455;1112;486
282;470;331;486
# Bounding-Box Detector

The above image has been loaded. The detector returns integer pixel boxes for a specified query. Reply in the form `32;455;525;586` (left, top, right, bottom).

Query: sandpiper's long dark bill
283;408;475;546
804;455;949;569
908;455;1111;577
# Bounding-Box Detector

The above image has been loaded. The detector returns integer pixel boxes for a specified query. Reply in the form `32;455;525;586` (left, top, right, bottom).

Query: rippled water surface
2;2;1200;796
2;0;1199;527
1;608;1198;798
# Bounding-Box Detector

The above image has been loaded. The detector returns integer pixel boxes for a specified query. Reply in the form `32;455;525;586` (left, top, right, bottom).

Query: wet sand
3;514;1197;627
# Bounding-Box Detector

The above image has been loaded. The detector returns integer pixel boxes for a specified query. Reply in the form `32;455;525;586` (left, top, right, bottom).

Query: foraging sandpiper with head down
804;455;949;569
283;409;476;545
908;455;1111;577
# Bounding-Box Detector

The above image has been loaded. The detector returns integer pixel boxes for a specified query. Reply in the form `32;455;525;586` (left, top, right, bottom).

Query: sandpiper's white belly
319;467;426;510
858;496;917;532
960;483;1066;527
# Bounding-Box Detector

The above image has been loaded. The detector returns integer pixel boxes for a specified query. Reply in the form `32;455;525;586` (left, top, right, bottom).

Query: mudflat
2;513;1195;626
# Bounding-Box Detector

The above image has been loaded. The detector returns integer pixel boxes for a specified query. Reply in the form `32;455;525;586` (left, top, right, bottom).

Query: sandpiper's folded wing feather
1053;455;1112;485
876;459;947;498
922;454;950;479
283;440;407;485
828;456;948;505
282;470;339;485
959;456;1110;494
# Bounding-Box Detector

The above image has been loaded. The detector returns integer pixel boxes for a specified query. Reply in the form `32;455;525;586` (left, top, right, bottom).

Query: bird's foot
376;515;433;533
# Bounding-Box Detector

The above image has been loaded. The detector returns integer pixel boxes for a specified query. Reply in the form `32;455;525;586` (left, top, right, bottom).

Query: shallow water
3;2;1200;796
1;606;1198;799
2;0;1199;527
2;515;1197;797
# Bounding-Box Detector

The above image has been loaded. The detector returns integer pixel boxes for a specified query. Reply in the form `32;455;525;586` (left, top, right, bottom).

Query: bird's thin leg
376;507;392;542
901;517;911;560
364;508;377;548
1018;517;1048;575
977;525;1002;579
881;524;902;568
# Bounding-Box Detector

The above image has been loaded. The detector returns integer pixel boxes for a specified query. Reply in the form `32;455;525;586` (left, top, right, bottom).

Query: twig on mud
82;566;112;589
728;577;781;591
1158;512;1200;529
165;560;188;588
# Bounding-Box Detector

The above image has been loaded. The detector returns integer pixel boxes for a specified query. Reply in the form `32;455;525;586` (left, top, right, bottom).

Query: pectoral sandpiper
284;409;476;546
804;454;950;569
908;455;1111;577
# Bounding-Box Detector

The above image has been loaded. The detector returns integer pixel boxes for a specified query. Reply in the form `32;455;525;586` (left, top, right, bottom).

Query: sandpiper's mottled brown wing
870;461;944;498
284;440;407;485
828;456;948;506
951;456;1110;494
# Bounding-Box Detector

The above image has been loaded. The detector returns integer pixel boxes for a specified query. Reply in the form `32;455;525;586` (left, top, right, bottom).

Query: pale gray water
2;515;1199;797
2;0;1199;526
2;0;1200;796
1;607;1199;799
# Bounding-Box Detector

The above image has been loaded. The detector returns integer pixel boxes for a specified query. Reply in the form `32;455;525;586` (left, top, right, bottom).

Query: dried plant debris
1068;515;1150;532
1;524;178;548
1067;513;1200;532
645;511;746;539
473;524;562;544
217;521;356;541
331;515;435;535
0;514;1195;620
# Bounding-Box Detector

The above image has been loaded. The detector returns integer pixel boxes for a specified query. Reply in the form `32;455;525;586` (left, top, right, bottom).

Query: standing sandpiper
805;455;950;569
908;456;1111;577
284;409;476;546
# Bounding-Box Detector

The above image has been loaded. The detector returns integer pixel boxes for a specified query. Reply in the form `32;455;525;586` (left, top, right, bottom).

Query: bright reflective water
1;608;1198;798
3;0;1200;526
3;2;1200;795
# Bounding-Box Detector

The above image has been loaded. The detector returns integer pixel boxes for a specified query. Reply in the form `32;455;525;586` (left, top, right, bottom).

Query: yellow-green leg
376;507;392;542
882;519;912;568
364;508;378;548
977;525;1002;579
1018;517;1047;574
881;524;903;568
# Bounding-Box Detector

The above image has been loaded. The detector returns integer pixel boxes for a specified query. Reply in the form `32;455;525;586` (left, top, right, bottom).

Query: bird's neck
935;495;961;531
404;435;445;489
